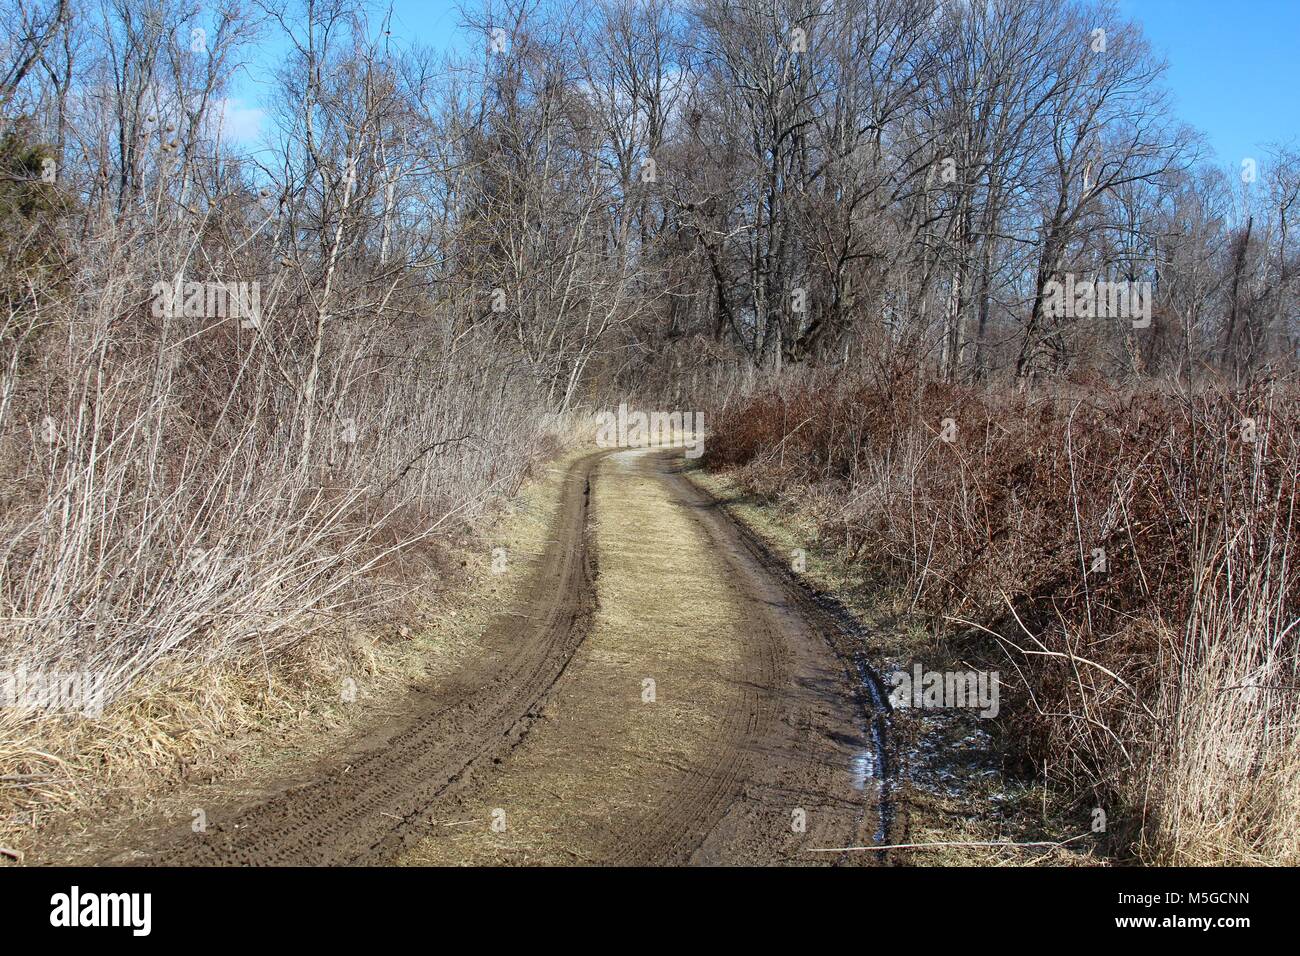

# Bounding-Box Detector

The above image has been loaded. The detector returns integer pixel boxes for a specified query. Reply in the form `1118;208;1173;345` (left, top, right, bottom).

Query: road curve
104;447;893;866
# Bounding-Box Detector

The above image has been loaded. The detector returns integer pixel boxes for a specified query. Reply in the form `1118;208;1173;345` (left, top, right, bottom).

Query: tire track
410;448;890;866
88;444;894;867
107;450;606;866
640;451;891;865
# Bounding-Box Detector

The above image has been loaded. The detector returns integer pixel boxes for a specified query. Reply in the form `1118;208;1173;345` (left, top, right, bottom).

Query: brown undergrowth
703;365;1300;864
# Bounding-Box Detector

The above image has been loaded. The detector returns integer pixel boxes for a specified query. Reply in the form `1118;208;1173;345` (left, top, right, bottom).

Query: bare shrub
705;368;1300;863
0;225;553;716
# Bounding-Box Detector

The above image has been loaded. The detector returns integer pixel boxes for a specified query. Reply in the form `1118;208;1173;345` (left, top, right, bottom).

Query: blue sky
227;0;1299;170
1118;0;1300;166
386;0;463;47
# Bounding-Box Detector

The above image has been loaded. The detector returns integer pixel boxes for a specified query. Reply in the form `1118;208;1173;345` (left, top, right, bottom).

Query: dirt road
106;448;893;866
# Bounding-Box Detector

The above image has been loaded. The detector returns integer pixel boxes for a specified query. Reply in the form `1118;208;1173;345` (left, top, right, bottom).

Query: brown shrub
705;367;1300;863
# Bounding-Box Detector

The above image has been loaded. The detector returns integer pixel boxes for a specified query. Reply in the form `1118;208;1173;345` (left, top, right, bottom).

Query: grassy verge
683;462;1101;866
699;368;1300;865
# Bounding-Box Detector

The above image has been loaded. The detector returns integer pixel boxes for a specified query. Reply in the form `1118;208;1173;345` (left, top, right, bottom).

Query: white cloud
215;98;266;144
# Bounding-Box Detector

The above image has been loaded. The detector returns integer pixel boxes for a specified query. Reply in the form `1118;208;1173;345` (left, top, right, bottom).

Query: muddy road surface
100;448;893;866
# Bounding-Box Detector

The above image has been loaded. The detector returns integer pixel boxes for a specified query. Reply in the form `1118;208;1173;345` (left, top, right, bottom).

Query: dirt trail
98;450;603;866
93;447;892;866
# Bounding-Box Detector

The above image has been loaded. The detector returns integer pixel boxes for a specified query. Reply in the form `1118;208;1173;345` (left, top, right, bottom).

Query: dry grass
0;438;598;860
0;204;587;851
0;625;404;855
684;463;1099;866
703;365;1300;865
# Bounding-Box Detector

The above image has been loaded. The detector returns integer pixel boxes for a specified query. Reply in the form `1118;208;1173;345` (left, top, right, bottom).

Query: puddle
905;711;1000;796
845;650;893;843
849;749;877;790
884;667;1013;827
